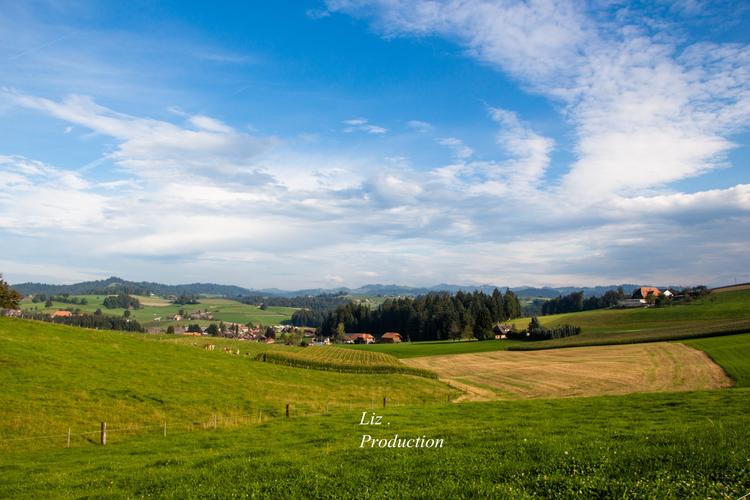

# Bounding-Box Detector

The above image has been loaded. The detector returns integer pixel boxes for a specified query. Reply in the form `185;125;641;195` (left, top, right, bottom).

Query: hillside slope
0;318;453;450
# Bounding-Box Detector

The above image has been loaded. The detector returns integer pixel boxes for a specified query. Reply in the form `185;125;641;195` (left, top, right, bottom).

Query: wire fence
0;394;444;452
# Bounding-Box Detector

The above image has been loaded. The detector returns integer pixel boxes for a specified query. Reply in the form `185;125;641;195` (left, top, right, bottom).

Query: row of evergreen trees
318;289;522;341
19;310;144;332
509;317;581;341
241;293;350;311
31;293;88;305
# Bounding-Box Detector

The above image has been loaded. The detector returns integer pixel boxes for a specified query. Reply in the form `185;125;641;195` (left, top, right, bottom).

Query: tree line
103;293;141;309
31;293;89;305
16;310;144;332
541;288;627;315
508;317;581;341
317;289;522;342
238;293;350;310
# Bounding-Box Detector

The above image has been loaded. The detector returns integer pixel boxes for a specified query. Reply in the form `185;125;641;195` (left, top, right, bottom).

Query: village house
52;310;72;318
380;332;402;343
0;309;22;318
345;333;375;344
494;324;512;339
632;287;662;299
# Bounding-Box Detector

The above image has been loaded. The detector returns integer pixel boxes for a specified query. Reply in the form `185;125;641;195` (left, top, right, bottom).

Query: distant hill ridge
11;276;650;299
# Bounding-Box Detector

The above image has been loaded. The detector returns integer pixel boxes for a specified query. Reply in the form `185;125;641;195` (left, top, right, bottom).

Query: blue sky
1;0;749;289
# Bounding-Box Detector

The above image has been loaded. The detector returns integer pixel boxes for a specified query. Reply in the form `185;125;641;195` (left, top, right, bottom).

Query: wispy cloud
343;117;388;134
407;120;433;133
437;137;473;159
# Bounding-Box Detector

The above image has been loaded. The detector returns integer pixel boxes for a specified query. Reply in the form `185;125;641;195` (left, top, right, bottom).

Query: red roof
381;332;402;340
346;333;374;340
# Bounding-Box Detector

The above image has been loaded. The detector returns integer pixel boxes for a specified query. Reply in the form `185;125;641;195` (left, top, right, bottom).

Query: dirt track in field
402;342;733;402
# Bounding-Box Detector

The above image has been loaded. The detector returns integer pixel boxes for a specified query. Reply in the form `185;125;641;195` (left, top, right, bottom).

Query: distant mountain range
11;276;650;299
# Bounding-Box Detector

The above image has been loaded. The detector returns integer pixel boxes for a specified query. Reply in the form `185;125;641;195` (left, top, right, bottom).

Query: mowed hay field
403;342;733;401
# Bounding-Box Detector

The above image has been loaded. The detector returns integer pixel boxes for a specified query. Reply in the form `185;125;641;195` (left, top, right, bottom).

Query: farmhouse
494;324;512;339
0;309;22;317
345;333;375;344
632;287;662;299
52;310;72;318
381;332;402;343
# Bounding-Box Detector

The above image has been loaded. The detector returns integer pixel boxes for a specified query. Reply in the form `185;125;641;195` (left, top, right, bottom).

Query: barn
381;332;402;343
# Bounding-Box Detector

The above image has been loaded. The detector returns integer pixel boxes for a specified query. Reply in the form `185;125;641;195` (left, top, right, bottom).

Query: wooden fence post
383;396;387;408
213;413;217;429
67;428;71;448
100;422;107;446
163;422;167;437
285;403;290;418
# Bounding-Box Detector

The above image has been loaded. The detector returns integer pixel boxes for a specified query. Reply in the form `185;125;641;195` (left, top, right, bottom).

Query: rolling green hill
2;312;750;497
506;289;750;349
0;318;454;451
342;290;750;357
19;295;297;327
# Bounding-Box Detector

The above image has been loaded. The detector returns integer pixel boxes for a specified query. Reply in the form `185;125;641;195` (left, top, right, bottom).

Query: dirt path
403;342;733;402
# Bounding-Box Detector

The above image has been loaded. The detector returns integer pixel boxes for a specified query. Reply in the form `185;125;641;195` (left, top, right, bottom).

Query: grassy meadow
341;338;525;358
2;291;750;497
1;389;748;498
256;346;438;378
19;295;297;327
683;332;750;386
0;318;454;452
505;289;750;349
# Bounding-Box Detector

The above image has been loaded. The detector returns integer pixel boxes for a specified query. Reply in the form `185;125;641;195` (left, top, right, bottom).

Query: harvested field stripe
403;342;733;401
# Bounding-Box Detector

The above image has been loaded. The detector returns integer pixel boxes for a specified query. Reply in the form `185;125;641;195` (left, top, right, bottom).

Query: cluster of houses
162;310;214;322
343;332;402;344
616;287;674;308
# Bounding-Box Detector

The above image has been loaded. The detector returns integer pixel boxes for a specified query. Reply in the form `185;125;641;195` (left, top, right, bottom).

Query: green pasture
342;338;526;358
506;290;750;350
1;389;748;498
683;332;750;386
19;295;297;327
0;318;454;451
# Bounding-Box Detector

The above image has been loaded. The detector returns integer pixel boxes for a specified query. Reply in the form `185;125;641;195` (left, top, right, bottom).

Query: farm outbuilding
381;332;402;343
345;333;375;344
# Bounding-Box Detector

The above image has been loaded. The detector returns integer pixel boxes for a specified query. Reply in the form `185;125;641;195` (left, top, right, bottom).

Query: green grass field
0;318;454;451
256;346;437;378
341;338;527;358
1;389;748;498
505;289;750;350
19;295;297;327
683;332;750;386
3;295;750;497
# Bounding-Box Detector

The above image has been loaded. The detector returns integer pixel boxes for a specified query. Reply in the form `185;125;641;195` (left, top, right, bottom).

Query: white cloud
329;0;750;202
437;137;473;159
2;1;750;288
342;117;388;134
407;120;433;133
